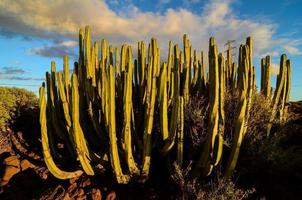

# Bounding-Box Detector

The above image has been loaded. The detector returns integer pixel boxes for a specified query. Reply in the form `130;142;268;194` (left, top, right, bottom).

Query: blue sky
0;0;301;100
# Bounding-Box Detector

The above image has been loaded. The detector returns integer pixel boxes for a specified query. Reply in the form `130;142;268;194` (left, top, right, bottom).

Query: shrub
0;87;38;131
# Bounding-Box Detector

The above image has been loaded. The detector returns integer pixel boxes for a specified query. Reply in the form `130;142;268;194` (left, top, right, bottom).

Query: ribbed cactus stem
231;63;237;88
264;56;271;97
63;55;70;102
161;44;180;154
280;58;289;123
224;85;247;176
85;26;92;80
183;34;190;104
108;65;130;184
237;45;243;89
213;53;225;166
115;47;120;76
71;73;94;175
47;64;74;156
39;84;83;179
138;41;145;86
224;44;249;176
159;63;169;141
245;37;253;126
57;72;72;128
267;54;287;136
226;44;232;87
142;38;158;179
192;49;199;87
167;41;173;96
193;37;219;177
123;46;140;176
285;60;291;102
176;96;184;167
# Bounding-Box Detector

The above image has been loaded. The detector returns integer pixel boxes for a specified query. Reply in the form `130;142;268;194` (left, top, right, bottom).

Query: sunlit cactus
38;26;292;184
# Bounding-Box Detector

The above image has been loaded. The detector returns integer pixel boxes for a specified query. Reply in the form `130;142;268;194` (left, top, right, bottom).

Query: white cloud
29;40;78;58
284;45;302;55
0;0;301;60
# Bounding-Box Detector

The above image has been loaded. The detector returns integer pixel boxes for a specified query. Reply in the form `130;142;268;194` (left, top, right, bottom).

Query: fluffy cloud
284;45;302;55
0;0;301;60
29;40;78;58
0;66;43;81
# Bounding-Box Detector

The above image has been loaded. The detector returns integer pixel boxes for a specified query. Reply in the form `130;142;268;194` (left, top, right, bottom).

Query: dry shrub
184;95;208;150
171;162;255;200
241;93;272;155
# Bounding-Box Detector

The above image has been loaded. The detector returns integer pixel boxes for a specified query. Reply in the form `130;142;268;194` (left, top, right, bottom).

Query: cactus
192;37;220;177
224;44;249;176
285;60;291;102
142;38;158;179
71;73;95;175
183;34;190;104
39;26;292;184
261;56;271;97
176;96;184;166
159;63;169;141
123;46;140;176
267;54;288;136
108;65;130;184
161;44;180;155
231;63;237;88
39;84;83;179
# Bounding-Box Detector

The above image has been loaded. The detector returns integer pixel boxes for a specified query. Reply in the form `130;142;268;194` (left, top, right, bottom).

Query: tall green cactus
142;38;158;179
224;44;249;176
71;73;94;175
183;34;190;104
267;54;288;136
193;37;220;177
159;63;169;141
39;26;292;184
261;55;271;97
108;65;130;184
39;84;83;179
123;46;140;176
177;96;184;167
161;44;180;155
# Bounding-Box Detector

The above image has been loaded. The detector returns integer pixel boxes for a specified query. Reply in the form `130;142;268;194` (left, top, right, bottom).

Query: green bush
0;87;38;131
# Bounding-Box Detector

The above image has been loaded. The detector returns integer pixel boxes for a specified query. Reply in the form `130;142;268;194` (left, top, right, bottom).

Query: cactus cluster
39;26;291;183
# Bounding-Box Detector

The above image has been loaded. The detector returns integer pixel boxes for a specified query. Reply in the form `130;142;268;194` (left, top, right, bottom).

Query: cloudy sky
0;0;301;100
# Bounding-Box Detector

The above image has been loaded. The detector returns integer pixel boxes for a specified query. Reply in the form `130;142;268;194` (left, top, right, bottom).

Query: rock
106;191;116;200
91;188;102;200
80;177;91;188
0;155;20;186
